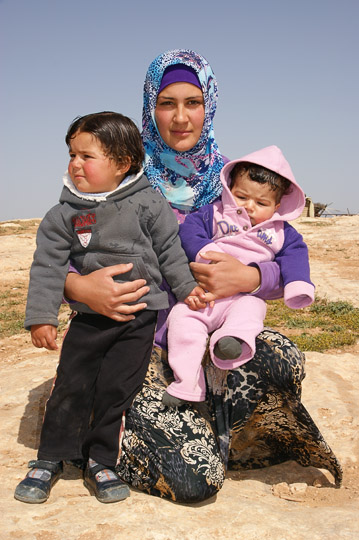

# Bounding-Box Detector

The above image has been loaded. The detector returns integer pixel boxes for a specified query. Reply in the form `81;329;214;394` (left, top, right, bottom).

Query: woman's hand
64;264;150;322
190;251;261;299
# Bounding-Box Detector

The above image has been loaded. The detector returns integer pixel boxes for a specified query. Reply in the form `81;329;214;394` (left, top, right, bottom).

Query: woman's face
155;82;205;152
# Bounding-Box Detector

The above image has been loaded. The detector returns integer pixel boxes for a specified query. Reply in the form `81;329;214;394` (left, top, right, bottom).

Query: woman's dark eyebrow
157;93;203;100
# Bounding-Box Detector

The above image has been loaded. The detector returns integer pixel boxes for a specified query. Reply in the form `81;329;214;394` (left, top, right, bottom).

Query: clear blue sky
1;0;358;221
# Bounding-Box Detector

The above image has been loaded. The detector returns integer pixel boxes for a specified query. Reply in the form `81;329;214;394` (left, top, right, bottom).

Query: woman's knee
168;464;224;503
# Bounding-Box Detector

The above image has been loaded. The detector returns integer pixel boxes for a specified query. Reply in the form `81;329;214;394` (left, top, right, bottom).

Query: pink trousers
167;294;266;401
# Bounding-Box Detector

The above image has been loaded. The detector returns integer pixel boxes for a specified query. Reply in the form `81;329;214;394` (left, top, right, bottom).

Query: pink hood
220;145;305;222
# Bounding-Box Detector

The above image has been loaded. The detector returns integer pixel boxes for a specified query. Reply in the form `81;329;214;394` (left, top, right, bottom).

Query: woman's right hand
190;251;261;298
64;263;150;322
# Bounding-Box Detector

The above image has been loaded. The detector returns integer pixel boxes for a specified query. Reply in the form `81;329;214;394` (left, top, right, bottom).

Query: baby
163;145;314;407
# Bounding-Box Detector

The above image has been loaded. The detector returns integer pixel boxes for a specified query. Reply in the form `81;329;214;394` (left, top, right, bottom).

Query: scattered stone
289;483;308;495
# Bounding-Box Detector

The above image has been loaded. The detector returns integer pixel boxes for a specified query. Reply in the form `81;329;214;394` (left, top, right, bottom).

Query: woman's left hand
190;251;261;298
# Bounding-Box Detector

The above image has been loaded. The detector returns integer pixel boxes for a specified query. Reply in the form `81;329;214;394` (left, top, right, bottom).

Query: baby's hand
184;286;213;311
201;291;217;308
31;324;58;351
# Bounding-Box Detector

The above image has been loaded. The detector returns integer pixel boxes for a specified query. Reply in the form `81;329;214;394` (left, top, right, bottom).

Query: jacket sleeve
149;198;198;302
250;261;284;300
179;204;215;261
275;223;315;308
25;206;74;329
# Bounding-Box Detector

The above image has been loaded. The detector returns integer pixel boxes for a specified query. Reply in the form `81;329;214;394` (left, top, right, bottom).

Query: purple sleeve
62;261;80;304
276;223;313;286
179;204;214;261
68;261;80;274
251;261;284;300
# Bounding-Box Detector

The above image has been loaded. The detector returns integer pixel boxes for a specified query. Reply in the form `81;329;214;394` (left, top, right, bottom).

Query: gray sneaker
83;463;130;503
14;460;63;504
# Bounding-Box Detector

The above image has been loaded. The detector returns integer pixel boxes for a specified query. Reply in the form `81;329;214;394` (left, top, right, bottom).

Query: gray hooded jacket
25;170;197;329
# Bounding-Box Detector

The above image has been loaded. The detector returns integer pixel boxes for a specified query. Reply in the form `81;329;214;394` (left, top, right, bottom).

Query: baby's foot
162;391;209;418
162;391;189;408
214;336;243;360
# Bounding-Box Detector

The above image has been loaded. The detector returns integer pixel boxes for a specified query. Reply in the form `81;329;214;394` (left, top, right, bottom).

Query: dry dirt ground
0;216;358;540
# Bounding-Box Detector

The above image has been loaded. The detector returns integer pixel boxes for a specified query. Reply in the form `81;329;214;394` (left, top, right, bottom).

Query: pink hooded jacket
179;145;315;308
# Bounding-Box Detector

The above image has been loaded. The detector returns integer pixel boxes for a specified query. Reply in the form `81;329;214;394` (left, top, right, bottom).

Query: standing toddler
15;111;203;503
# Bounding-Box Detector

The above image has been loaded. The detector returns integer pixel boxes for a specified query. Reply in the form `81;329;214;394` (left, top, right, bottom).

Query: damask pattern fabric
117;330;342;502
142;49;224;217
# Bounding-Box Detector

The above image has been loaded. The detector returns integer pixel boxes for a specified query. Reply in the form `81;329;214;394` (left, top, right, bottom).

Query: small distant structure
300;197;315;217
301;197;355;217
313;202;328;217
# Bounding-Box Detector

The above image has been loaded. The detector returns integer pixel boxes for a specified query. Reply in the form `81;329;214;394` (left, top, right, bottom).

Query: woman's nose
174;105;187;123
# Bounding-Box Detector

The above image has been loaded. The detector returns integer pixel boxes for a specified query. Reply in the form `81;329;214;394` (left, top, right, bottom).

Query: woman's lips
171;131;191;137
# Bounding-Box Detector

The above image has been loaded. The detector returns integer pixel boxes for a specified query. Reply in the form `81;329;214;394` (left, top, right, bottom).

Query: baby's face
230;171;280;225
68;131;128;193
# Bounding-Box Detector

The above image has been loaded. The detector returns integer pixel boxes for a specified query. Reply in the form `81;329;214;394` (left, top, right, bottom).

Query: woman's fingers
64;265;150;320
190;251;260;297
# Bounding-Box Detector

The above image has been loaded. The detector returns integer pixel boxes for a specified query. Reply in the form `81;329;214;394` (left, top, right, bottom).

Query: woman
65;49;342;502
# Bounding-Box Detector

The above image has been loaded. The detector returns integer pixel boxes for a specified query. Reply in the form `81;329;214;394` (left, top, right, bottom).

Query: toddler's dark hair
230;162;291;204
66;111;144;175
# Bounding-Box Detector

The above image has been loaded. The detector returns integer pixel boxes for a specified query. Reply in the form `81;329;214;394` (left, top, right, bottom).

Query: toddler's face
68;131;129;193
230;171;280;225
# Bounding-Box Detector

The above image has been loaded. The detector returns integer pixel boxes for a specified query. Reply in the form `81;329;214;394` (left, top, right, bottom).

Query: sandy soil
0;216;358;540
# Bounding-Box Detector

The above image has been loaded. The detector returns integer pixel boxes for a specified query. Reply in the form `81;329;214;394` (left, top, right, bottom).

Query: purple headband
158;64;202;94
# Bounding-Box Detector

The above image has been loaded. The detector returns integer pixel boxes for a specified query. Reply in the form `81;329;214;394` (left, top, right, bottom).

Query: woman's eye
158;100;173;107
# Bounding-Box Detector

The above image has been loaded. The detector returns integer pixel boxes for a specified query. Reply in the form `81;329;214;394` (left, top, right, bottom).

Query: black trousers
38;310;157;467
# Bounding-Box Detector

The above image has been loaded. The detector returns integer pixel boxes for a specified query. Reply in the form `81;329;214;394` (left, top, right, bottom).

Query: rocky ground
0;216;358;539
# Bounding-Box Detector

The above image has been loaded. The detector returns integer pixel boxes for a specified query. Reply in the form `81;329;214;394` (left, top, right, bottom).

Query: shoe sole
83;479;130;503
14;492;48;504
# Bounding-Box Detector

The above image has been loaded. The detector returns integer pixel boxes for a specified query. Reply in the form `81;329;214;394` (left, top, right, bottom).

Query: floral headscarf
142;49;224;219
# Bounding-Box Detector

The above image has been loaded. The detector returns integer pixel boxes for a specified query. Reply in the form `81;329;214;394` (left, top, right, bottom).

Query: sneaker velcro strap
28;460;63;473
89;463;116;477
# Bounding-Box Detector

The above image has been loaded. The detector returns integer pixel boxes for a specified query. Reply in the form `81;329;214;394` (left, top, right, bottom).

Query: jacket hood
59;169;146;206
220;146;305;222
